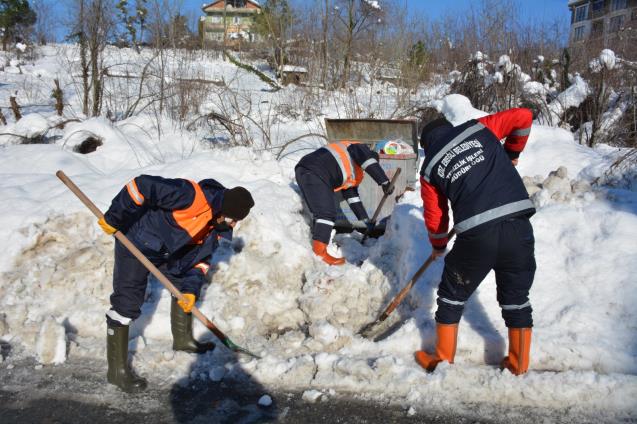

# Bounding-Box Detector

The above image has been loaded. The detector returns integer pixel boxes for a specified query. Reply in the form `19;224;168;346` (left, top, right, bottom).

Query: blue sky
189;0;571;23
46;0;571;41
389;0;569;24
187;0;571;31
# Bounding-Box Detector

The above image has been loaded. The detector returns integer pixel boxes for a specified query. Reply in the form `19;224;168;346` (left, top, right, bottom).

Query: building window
591;0;605;16
591;20;604;37
610;0;627;11
609;14;625;32
211;16;222;23
575;4;589;22
233;16;240;24
573;25;586;41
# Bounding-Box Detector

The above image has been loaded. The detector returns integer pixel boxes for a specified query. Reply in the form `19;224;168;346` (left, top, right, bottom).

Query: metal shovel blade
223;338;262;360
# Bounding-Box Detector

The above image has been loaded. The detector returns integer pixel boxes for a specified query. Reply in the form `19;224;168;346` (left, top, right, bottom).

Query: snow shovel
361;167;402;244
56;170;261;360
358;230;456;339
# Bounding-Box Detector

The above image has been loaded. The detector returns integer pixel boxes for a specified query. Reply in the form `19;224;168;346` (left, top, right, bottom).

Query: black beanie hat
420;117;452;152
220;187;254;220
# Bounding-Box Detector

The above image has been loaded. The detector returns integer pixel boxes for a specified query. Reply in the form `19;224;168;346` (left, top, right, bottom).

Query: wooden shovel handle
377;229;457;322
378;254;435;321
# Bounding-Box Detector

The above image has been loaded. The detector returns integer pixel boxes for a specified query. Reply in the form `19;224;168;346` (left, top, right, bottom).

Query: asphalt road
0;356;487;424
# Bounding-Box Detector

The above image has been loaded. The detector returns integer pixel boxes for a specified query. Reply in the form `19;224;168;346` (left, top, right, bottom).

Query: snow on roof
282;65;307;73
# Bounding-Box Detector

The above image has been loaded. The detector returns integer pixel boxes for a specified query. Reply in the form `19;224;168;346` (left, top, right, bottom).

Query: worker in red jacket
295;141;393;265
97;175;254;392
415;108;536;376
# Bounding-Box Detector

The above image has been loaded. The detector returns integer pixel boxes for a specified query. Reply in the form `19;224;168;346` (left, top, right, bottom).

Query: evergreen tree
115;0;147;51
0;0;37;50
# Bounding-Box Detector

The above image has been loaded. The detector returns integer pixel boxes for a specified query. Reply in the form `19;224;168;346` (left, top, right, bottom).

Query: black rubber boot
106;324;147;393
171;297;216;354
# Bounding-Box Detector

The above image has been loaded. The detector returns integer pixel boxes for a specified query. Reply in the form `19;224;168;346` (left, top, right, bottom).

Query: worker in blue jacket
97;175;254;392
295;141;393;265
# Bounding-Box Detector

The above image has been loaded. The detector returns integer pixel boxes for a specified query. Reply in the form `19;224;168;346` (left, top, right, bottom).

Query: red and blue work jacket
420;108;536;249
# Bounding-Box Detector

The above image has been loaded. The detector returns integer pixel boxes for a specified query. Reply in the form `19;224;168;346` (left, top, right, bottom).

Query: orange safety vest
325;141;364;192
172;180;213;244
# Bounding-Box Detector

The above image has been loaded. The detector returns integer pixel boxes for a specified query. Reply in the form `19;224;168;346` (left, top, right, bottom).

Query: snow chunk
497;55;514;73
363;0;381;10
524;81;548;97
599;49;616;70
258;394;273;407
302;389;324;403
309;320;340;345
35;317;66;365
472;51;485;62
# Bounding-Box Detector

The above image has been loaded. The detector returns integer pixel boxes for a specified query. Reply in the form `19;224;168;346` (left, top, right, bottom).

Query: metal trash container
324;118;419;233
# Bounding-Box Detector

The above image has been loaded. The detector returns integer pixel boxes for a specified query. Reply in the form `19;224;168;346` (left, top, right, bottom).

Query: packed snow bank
0;77;636;422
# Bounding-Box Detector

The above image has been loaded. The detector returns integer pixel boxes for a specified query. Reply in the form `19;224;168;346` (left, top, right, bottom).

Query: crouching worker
415;108;536;376
97;175;254;392
295;141;393;265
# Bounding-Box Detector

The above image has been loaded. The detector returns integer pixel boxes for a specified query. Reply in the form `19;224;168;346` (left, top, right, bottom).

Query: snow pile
0;213;114;351
545;74;590;123
523;166;595;207
0;113;50;145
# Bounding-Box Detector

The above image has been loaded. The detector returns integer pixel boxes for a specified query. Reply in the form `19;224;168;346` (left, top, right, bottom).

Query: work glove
177;293;196;313
98;217;117;235
381;181;394;196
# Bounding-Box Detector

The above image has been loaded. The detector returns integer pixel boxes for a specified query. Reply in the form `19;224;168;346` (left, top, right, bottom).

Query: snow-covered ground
0;46;636;422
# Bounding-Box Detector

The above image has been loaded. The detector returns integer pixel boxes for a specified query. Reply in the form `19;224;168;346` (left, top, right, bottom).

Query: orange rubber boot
312;240;345;266
415;323;458;372
501;327;532;375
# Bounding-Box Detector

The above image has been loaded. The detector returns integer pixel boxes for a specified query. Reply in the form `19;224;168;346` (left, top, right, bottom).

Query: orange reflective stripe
172;180;213;244
327;141;364;192
126;178;145;206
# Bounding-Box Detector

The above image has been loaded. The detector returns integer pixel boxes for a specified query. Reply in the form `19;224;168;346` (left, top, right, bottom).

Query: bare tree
333;0;383;88
254;0;293;80
31;0;57;45
67;0;115;117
